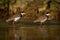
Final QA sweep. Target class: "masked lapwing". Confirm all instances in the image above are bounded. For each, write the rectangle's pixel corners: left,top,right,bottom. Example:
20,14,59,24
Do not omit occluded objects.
6,11,25,22
33,13,51,24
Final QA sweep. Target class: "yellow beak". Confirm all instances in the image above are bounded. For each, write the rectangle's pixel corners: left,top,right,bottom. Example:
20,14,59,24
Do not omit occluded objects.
46,13,51,16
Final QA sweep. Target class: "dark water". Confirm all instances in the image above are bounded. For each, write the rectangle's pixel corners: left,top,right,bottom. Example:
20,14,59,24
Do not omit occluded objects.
0,20,60,40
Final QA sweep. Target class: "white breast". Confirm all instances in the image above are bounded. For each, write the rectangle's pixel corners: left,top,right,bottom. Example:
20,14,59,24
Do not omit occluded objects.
14,17,21,22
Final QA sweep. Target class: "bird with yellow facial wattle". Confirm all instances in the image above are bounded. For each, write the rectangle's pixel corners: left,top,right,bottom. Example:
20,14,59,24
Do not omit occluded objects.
45,12,51,20
33,12,51,25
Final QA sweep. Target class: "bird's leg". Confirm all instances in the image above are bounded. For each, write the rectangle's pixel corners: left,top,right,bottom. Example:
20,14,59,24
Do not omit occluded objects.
12,22,16,40
12,22,20,40
41,25,48,38
40,22,43,26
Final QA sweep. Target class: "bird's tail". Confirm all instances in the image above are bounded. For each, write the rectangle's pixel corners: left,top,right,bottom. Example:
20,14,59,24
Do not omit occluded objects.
6,18,13,22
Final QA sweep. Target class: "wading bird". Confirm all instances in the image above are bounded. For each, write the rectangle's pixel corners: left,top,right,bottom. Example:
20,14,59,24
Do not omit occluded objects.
6,11,25,22
6,11,25,40
33,13,51,24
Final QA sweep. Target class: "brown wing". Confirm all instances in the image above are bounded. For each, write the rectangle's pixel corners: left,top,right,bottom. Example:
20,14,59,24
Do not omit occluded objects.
6,14,20,22
34,15,47,23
